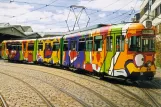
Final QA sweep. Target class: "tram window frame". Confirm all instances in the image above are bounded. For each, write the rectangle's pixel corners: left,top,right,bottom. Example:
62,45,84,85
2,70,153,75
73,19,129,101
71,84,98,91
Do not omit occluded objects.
0,46,1,49
78,37,86,51
63,40,68,51
17,44,22,51
28,43,34,51
86,37,93,51
12,44,17,50
38,43,43,51
116,35,125,52
107,36,113,51
70,40,77,51
6,43,12,50
45,43,52,51
23,43,26,51
52,42,60,51
94,35,103,51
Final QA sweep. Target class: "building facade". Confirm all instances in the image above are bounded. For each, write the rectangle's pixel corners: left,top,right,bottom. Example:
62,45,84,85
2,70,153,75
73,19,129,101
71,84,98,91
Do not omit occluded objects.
140,0,161,39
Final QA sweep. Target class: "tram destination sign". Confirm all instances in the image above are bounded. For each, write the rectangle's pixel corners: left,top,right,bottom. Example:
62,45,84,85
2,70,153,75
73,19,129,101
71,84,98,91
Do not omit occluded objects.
142,30,154,35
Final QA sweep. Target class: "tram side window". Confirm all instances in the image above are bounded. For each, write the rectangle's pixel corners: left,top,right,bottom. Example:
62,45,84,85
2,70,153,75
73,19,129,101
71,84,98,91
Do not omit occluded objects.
12,45,17,50
38,43,43,51
70,41,77,51
107,36,113,51
79,37,86,51
23,43,26,51
142,39,155,52
7,43,12,50
0,45,1,51
63,41,68,51
17,44,22,51
116,35,125,52
53,42,59,51
94,36,102,51
128,36,141,51
45,43,52,50
28,43,34,51
86,37,93,51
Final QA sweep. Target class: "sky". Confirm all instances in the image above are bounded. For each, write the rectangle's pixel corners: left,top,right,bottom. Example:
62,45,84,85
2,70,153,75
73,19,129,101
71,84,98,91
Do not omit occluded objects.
0,0,143,32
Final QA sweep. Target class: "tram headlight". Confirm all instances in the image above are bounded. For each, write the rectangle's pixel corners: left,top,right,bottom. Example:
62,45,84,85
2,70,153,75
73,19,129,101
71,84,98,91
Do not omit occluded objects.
134,54,144,67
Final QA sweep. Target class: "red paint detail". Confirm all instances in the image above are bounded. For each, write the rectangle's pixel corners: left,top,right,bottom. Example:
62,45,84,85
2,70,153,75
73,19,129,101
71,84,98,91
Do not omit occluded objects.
85,63,93,72
44,49,52,58
28,53,33,62
69,51,77,61
92,56,94,60
96,53,101,62
96,64,98,70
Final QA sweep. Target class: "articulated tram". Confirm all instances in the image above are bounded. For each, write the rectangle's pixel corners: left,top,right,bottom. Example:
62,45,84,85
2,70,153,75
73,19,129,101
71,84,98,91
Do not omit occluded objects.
1,23,156,80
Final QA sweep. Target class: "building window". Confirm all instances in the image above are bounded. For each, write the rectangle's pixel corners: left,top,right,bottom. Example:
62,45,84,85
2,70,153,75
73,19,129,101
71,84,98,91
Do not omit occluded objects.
144,2,149,13
155,5,160,17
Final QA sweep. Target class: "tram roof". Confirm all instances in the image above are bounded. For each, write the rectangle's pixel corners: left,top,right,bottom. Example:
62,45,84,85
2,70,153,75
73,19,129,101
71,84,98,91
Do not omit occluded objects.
66,24,107,35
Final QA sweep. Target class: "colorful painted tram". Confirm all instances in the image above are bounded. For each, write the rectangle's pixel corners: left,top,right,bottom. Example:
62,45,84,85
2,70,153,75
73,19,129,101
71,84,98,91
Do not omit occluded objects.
1,23,156,80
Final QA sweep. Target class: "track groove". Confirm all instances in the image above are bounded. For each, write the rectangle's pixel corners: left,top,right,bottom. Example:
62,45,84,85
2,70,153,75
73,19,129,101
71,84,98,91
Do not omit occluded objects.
0,93,8,107
0,72,54,107
0,62,152,107
136,82,161,107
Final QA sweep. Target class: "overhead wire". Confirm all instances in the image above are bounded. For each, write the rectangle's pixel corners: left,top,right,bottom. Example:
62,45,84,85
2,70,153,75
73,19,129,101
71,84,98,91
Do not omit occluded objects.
8,0,59,19
87,0,121,16
39,0,138,31
89,0,134,23
0,0,140,32
9,0,68,8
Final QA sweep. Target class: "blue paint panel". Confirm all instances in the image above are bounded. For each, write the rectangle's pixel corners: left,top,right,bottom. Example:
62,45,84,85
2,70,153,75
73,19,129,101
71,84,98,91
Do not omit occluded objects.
73,51,85,69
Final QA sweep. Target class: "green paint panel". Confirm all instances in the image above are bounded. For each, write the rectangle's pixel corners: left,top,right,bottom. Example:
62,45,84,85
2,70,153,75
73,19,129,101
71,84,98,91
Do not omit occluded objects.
20,51,24,60
101,24,125,73
33,40,38,61
60,38,64,65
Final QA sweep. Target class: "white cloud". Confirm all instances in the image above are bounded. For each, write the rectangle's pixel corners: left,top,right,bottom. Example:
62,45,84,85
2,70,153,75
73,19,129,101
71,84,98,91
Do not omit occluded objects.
98,13,106,17
0,0,142,32
78,0,142,11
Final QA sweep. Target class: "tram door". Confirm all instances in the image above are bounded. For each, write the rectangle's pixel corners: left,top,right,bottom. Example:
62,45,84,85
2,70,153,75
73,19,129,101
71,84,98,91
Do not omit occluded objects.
69,39,78,67
92,35,105,73
23,42,27,61
104,35,114,76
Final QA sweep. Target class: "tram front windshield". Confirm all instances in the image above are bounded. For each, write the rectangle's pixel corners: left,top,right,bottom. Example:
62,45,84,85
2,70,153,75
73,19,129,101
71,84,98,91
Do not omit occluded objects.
128,36,155,52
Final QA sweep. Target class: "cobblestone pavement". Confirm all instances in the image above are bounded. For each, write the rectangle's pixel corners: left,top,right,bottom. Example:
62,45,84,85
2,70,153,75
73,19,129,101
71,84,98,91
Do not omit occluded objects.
0,60,161,107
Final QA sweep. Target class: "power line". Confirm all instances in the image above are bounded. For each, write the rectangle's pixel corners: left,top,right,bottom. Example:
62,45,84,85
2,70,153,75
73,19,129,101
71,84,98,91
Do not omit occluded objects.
89,0,134,23
8,0,59,20
87,0,121,16
27,0,136,30
9,0,68,8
